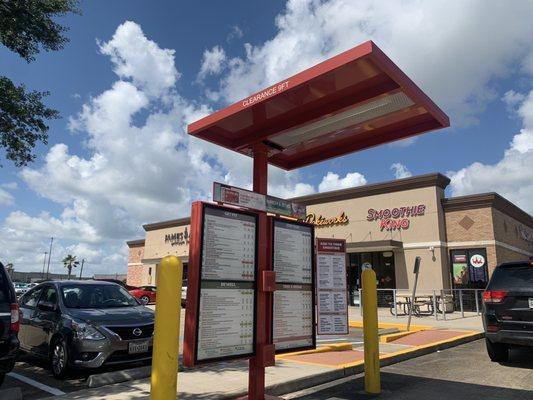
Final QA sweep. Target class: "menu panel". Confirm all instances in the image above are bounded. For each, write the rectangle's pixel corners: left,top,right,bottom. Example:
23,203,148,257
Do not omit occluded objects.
195,204,258,363
197,281,254,361
202,207,256,281
272,219,315,353
316,238,348,335
273,221,312,284
273,284,314,351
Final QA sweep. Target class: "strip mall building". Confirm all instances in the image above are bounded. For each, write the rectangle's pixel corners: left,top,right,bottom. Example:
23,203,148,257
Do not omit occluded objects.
126,173,533,296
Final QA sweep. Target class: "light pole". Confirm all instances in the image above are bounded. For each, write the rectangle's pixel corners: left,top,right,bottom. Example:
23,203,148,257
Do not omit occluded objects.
42,251,48,280
46,237,53,279
79,259,85,279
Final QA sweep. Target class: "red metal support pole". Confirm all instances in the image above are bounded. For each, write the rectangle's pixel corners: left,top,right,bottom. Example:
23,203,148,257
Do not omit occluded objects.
248,144,274,400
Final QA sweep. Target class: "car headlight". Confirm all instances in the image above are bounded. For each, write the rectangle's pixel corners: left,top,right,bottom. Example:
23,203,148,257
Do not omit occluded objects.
72,322,105,340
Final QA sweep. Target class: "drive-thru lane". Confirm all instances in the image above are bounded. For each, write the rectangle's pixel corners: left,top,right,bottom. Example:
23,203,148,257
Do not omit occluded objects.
288,339,533,399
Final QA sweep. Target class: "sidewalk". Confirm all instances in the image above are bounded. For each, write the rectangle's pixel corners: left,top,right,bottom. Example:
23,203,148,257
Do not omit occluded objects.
348,306,484,331
44,309,483,399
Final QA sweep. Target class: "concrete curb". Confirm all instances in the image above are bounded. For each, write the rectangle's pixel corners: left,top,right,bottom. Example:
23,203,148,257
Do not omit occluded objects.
64,331,484,398
229,331,485,399
87,365,151,388
270,331,485,398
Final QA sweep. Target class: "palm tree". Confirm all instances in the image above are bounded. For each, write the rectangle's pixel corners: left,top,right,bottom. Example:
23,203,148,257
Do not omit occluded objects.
62,255,79,280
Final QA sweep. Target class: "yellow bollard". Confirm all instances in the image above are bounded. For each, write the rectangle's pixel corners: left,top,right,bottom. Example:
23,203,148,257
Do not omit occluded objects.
151,256,183,400
362,268,381,394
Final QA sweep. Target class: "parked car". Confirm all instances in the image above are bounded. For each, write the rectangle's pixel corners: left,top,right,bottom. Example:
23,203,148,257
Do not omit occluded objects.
0,262,20,386
482,260,533,362
18,280,154,377
129,282,187,307
14,282,28,297
129,286,156,305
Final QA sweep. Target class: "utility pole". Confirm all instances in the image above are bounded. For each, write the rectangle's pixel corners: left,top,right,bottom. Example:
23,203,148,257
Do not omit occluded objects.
42,252,48,280
79,259,85,279
46,237,53,279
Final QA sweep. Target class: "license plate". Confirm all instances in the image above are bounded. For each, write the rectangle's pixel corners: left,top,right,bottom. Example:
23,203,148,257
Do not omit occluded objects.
128,341,149,354
529,298,533,309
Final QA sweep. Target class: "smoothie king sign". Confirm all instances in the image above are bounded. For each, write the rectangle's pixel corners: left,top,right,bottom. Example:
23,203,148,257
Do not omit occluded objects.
367,204,426,231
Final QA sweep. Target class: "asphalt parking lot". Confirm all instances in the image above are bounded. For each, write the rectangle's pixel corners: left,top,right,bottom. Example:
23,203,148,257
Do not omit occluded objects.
289,339,533,399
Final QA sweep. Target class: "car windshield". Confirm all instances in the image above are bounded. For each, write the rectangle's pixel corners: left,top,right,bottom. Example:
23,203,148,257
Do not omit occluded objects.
489,264,533,290
61,284,139,309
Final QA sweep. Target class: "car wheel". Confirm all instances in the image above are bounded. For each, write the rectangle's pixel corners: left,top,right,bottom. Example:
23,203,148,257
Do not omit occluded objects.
486,338,509,362
0,373,5,386
140,295,150,305
51,338,69,378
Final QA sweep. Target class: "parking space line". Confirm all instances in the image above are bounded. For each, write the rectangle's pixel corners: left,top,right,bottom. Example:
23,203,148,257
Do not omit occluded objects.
7,372,66,396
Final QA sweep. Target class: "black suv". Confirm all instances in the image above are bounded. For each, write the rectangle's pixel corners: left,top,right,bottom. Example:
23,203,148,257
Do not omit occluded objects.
482,261,533,362
0,262,20,385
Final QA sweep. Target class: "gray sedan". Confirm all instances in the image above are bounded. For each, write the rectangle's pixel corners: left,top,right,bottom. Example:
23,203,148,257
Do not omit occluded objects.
18,280,154,377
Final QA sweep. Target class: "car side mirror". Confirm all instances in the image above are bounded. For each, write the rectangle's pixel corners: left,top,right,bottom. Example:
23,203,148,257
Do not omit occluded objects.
38,302,57,312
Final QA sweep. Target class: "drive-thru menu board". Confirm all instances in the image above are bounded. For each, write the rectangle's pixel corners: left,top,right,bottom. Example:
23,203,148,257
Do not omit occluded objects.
316,238,348,335
195,204,258,362
272,219,315,353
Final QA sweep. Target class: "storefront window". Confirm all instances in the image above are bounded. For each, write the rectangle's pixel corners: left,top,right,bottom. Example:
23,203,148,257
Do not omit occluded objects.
450,248,488,289
346,251,396,306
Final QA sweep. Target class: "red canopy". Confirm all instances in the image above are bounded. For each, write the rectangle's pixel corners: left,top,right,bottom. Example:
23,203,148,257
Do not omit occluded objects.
188,41,449,170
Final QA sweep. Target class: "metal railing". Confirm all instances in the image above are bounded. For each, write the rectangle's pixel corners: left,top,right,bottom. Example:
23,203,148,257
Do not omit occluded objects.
354,288,484,320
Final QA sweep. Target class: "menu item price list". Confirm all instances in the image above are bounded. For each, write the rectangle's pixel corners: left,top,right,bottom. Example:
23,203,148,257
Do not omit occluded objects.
202,207,256,281
316,238,348,335
197,281,254,361
273,220,312,284
273,284,314,351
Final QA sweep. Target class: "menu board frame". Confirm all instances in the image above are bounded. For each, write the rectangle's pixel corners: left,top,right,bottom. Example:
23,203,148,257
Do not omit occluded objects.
185,202,259,365
316,238,349,336
270,217,316,355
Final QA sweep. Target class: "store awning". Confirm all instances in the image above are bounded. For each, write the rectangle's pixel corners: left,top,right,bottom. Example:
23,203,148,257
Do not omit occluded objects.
346,240,403,253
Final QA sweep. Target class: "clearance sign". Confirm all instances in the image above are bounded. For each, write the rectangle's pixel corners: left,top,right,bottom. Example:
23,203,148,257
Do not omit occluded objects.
367,204,426,231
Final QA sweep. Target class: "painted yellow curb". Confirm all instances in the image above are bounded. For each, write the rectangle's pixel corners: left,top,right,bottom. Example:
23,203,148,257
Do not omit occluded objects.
336,330,481,369
349,320,431,332
279,330,482,369
379,331,417,343
276,342,353,359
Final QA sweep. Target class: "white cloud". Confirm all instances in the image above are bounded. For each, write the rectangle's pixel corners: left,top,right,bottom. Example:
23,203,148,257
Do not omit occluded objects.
0,182,17,205
209,0,533,126
198,46,227,80
227,25,244,42
98,20,180,97
391,163,412,179
318,172,367,192
0,189,14,206
3,21,316,275
449,90,533,213
1,182,18,190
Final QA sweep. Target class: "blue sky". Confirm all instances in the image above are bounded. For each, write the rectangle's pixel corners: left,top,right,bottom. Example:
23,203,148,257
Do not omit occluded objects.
1,0,532,275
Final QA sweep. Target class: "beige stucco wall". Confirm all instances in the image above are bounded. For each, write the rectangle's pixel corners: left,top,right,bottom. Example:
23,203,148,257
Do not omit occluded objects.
307,185,448,290
143,224,191,263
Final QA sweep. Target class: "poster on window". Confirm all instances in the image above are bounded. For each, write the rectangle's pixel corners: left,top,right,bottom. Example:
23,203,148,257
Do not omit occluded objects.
452,254,469,286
